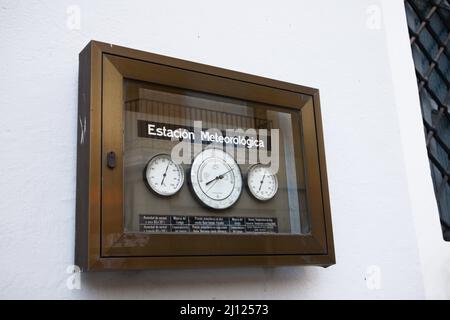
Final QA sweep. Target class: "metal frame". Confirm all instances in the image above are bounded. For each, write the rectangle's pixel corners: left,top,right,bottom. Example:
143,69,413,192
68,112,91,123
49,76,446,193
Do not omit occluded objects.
75,41,335,270
405,0,450,240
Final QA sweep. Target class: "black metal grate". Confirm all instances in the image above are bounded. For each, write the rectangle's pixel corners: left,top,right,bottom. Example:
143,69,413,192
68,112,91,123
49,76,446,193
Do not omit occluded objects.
405,0,450,240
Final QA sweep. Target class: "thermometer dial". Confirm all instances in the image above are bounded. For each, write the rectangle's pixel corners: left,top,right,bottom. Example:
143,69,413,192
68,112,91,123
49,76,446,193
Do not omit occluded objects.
247,164,278,201
144,154,184,196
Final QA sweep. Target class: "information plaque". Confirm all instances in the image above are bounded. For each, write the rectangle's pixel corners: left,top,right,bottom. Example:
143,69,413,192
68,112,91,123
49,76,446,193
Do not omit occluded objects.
139,215,278,234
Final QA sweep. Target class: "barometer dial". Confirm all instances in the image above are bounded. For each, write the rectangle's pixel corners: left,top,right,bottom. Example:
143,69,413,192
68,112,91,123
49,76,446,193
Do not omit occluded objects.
144,154,184,196
247,164,278,201
190,148,242,210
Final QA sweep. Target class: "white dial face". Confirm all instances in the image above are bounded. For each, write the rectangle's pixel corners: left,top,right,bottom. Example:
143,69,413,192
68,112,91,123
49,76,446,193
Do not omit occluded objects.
145,154,184,196
247,164,278,201
190,148,242,210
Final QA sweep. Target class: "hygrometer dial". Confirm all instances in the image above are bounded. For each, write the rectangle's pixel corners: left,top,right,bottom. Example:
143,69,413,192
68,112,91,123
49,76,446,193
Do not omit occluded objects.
190,148,242,210
247,164,278,201
144,154,184,196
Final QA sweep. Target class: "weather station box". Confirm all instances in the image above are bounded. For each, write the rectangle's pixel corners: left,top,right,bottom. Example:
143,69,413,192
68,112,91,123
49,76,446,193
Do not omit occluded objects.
75,41,335,270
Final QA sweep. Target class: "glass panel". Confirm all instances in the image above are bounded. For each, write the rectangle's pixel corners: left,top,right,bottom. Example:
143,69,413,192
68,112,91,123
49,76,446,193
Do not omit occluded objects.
123,79,310,235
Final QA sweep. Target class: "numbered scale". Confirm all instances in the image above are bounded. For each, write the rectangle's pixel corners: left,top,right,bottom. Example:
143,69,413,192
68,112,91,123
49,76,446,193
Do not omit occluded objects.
143,149,279,208
144,154,184,196
246,164,278,201
190,148,243,210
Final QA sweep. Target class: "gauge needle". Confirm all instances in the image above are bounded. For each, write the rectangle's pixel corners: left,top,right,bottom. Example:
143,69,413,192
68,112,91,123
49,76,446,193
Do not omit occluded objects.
161,163,170,185
206,179,219,193
258,174,266,192
205,168,234,186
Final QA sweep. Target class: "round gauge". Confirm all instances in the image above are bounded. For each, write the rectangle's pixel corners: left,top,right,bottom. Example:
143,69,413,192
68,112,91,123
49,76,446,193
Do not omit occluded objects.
190,148,242,210
144,154,184,196
247,164,278,201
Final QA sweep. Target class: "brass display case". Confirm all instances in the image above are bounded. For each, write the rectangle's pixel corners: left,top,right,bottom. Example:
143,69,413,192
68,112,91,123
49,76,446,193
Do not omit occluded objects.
75,41,334,270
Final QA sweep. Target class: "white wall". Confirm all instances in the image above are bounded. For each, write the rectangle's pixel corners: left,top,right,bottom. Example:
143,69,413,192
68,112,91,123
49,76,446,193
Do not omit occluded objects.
0,0,445,299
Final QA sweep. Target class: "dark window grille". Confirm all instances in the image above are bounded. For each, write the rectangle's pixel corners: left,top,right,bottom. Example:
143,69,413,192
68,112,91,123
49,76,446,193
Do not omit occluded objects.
405,0,450,240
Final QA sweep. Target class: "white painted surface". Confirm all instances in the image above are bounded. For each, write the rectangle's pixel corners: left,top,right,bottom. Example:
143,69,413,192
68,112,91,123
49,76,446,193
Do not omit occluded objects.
0,0,444,299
